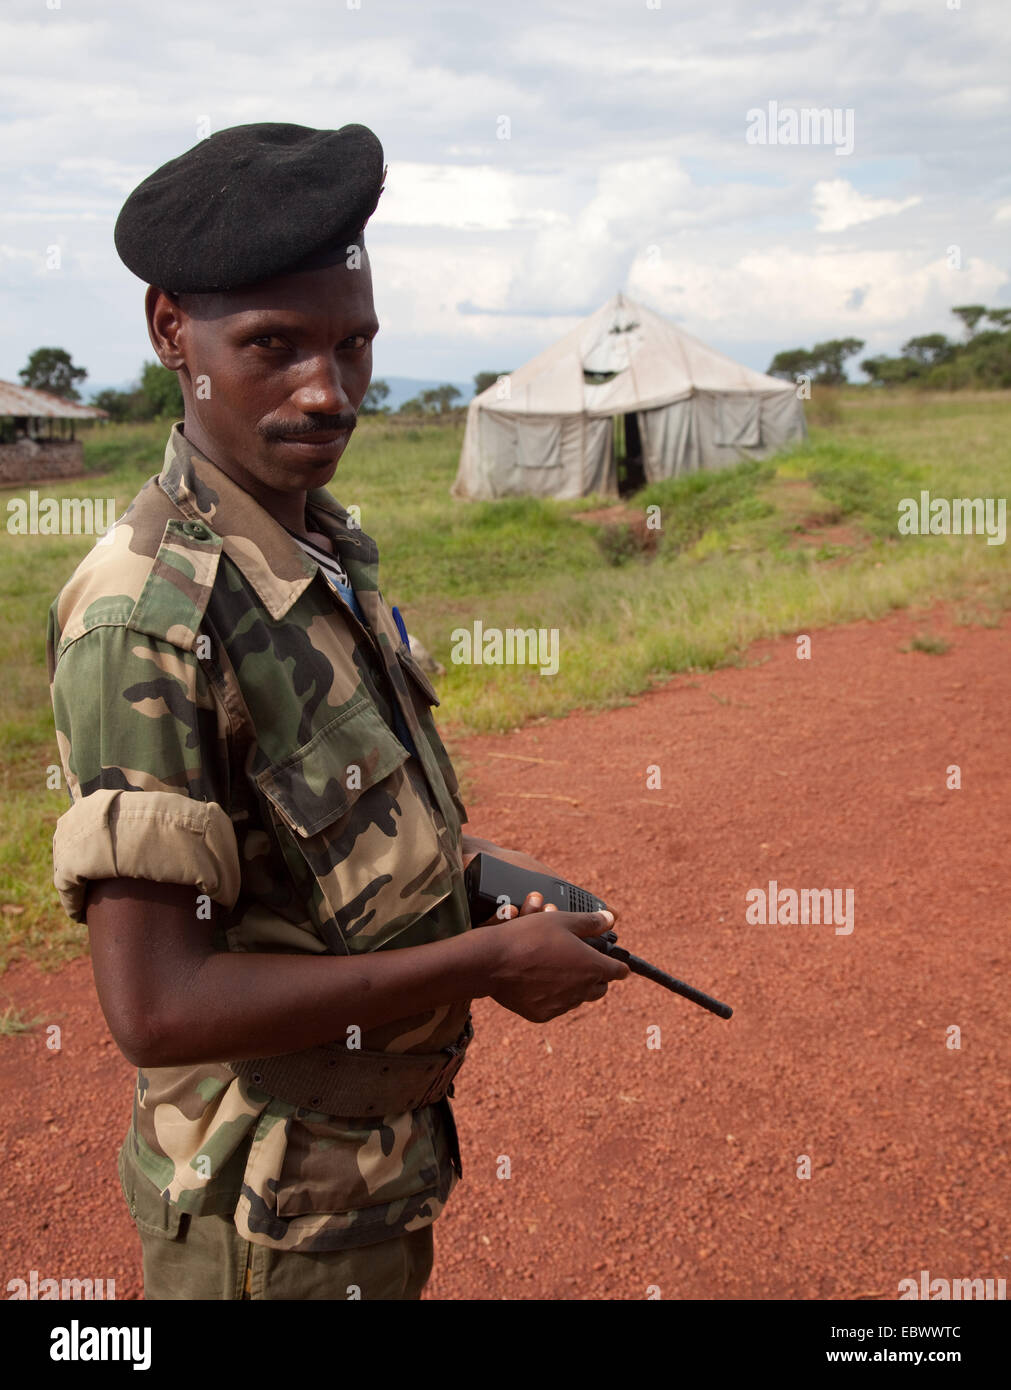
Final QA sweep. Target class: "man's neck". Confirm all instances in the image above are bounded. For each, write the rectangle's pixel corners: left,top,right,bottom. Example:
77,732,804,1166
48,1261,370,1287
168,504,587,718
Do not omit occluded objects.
288,520,336,555
180,421,311,538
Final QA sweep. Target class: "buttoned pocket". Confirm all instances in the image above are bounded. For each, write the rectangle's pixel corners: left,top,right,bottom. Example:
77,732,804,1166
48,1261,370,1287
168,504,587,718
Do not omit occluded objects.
255,697,409,837
254,698,455,952
119,1137,186,1239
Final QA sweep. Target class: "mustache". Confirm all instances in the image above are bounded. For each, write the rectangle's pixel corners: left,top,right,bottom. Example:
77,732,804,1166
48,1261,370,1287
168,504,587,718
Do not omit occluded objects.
261,412,357,440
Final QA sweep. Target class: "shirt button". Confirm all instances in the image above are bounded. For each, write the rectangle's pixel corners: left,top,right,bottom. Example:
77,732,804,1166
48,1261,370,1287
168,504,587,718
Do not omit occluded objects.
182,521,210,540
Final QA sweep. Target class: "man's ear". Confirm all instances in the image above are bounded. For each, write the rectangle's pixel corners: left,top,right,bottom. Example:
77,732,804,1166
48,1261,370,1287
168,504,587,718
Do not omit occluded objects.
145,286,187,370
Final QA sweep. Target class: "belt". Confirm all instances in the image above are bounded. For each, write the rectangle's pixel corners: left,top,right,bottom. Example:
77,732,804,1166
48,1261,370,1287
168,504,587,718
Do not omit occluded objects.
226,1015,473,1118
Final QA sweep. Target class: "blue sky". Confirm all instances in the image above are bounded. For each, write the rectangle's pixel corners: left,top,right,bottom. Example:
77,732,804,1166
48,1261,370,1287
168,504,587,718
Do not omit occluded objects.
1,0,1008,395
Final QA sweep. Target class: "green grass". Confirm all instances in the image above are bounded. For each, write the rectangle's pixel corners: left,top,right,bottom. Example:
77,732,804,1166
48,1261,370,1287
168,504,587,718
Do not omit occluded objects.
2,391,1009,970
903,633,953,655
0,1004,44,1035
637,458,779,551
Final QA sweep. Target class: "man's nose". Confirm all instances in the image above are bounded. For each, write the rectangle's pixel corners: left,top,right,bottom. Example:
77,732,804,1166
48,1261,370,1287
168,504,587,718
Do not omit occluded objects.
289,355,353,417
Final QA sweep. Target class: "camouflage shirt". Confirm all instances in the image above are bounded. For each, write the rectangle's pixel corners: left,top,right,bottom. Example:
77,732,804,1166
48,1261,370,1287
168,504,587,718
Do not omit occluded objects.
47,422,473,1253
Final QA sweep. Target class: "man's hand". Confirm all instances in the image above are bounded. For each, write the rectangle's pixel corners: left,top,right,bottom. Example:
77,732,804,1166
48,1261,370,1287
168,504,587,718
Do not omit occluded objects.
476,888,629,1023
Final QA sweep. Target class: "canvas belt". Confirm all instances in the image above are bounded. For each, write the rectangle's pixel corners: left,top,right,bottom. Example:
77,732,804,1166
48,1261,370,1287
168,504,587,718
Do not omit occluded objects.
226,1015,474,1117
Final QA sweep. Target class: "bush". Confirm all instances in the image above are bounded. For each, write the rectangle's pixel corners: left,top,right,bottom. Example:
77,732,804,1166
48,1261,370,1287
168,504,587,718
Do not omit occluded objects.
638,459,776,553
595,522,643,566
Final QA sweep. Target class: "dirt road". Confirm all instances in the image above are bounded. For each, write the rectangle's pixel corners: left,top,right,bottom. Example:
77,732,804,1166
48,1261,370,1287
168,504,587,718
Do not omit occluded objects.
2,606,1008,1300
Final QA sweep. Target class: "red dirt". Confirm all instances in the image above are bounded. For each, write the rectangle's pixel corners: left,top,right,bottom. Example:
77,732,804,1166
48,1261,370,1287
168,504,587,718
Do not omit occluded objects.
790,521,864,551
570,504,638,525
1,606,1008,1301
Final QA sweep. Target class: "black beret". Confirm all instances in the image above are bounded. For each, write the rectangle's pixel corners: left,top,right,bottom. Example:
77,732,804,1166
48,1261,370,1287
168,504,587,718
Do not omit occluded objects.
114,122,386,292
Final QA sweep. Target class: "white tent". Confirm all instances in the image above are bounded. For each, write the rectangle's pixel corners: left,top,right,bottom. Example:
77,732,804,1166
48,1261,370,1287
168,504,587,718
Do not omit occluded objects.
452,292,807,500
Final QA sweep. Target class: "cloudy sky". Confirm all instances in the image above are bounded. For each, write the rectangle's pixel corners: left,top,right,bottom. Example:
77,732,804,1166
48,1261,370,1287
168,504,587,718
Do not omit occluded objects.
2,0,1009,395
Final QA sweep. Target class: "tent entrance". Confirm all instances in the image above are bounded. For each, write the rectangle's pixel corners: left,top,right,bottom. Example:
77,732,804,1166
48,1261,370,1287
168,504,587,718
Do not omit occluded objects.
614,412,645,496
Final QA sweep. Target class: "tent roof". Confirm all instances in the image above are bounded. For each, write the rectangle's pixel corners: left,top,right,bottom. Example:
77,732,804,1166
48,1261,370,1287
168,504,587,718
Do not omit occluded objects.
472,292,792,417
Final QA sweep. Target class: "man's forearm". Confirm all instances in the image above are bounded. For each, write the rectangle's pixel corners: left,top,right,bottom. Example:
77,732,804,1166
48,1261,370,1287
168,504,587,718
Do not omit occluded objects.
87,878,503,1069
162,839,562,1064
168,929,500,1067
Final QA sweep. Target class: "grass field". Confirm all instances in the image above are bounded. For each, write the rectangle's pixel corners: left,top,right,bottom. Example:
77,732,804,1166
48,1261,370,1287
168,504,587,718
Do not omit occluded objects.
1,389,1009,970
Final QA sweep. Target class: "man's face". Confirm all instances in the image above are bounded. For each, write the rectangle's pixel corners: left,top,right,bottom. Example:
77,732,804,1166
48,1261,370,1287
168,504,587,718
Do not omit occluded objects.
152,254,378,494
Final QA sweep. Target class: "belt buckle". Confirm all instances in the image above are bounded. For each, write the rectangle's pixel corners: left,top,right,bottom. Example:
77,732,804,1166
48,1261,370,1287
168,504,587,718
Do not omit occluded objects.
415,1025,471,1109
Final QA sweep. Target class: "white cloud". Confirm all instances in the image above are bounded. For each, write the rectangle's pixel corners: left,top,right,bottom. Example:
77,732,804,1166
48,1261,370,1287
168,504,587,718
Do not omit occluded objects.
627,245,1007,344
1,0,1009,383
812,180,921,233
380,164,567,232
933,84,1009,115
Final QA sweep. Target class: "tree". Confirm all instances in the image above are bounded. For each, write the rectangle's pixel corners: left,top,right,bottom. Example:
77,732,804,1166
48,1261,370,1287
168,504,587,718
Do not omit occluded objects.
855,305,1011,390
474,370,511,395
90,387,137,423
954,329,1011,388
136,361,184,418
808,338,865,385
397,384,462,417
951,304,987,338
360,379,391,414
861,355,922,386
419,384,462,414
767,348,814,381
860,356,884,384
19,347,88,401
900,333,954,367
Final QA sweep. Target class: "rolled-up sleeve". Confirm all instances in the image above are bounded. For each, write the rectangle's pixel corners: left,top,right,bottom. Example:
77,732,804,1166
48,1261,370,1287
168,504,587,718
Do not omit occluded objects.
50,624,239,922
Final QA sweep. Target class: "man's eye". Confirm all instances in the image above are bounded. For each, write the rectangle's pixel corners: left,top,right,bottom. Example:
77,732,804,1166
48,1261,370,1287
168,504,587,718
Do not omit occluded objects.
250,335,370,349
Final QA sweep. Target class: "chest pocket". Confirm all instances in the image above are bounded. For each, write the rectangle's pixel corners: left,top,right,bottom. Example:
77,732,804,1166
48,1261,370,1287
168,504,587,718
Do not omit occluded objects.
254,696,455,953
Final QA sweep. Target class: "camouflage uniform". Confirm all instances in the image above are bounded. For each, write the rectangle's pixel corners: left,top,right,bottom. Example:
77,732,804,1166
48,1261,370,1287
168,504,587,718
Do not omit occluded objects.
47,423,472,1280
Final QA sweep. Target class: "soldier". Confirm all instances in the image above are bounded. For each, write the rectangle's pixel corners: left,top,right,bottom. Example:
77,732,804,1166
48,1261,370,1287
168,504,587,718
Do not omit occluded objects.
46,122,627,1301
